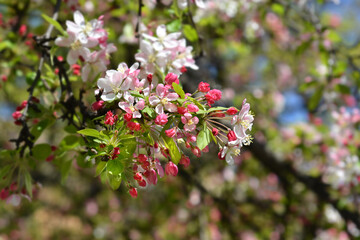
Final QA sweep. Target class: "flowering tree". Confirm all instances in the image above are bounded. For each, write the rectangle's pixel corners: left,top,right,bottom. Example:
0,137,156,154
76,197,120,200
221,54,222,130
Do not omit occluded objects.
1,0,360,239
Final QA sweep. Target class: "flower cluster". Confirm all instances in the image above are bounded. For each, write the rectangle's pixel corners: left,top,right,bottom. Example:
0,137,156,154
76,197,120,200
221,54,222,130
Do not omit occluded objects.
55,11,116,82
135,24,198,77
323,108,360,189
89,34,253,196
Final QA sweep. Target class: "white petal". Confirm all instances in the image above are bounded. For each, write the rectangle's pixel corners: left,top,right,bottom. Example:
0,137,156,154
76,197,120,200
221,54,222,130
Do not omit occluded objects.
74,10,85,25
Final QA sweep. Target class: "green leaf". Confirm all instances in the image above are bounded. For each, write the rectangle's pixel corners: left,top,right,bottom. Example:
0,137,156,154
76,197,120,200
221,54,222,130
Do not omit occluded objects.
0,165,12,180
24,171,33,197
107,172,122,190
187,97,206,110
60,135,81,150
309,86,324,111
271,3,285,16
77,129,101,138
41,14,66,35
163,136,181,164
95,161,107,177
107,159,125,175
32,144,52,161
60,159,72,184
167,19,182,32
129,90,144,99
197,128,211,150
172,83,185,99
334,84,350,94
31,119,55,140
183,24,198,42
142,107,156,119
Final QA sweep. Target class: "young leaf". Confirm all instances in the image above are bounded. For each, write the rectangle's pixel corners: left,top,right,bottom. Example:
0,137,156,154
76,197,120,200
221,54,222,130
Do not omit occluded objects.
172,83,185,99
95,161,107,177
142,107,156,118
107,172,122,190
32,144,52,161
77,129,101,138
197,128,211,150
24,171,33,197
183,24,198,42
163,136,181,164
41,14,66,35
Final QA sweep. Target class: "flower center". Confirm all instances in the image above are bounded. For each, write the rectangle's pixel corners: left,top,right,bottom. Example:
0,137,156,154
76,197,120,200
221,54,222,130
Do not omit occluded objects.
161,98,168,105
188,119,193,125
70,40,82,50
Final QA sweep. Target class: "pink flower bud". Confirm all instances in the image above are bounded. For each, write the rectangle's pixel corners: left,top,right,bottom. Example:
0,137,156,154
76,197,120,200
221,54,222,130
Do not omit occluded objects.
179,155,190,168
212,128,219,136
12,111,22,120
155,114,168,126
177,106,188,115
129,187,138,198
187,104,199,113
145,169,158,185
19,24,27,37
138,154,148,163
138,179,147,187
147,74,153,84
92,100,104,111
46,155,55,162
134,172,143,181
198,82,210,92
165,128,177,138
165,72,179,85
127,121,141,131
218,150,225,160
191,147,202,157
165,161,178,176
181,66,187,73
226,107,238,115
202,146,209,153
124,113,133,122
227,130,237,142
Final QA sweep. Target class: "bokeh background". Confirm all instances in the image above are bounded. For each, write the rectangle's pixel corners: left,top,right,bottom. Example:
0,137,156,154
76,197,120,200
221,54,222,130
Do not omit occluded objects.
1,0,360,239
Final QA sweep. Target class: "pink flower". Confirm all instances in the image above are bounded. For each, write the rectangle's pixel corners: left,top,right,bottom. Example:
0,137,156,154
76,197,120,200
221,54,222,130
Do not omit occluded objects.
165,161,178,176
118,92,145,119
198,82,210,92
149,84,178,114
91,100,104,111
129,187,138,198
19,24,27,37
165,127,177,138
187,104,199,113
164,72,179,85
231,99,254,141
205,89,222,106
179,155,190,168
155,114,168,125
181,113,199,132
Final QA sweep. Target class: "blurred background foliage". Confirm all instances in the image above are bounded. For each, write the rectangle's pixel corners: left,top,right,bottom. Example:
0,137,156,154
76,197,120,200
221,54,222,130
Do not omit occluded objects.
1,0,360,239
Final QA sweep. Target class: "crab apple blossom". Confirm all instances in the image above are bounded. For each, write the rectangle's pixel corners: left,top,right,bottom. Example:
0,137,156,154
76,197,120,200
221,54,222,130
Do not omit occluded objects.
179,155,190,168
181,113,199,132
149,84,178,114
164,72,179,85
91,100,104,111
231,99,254,141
